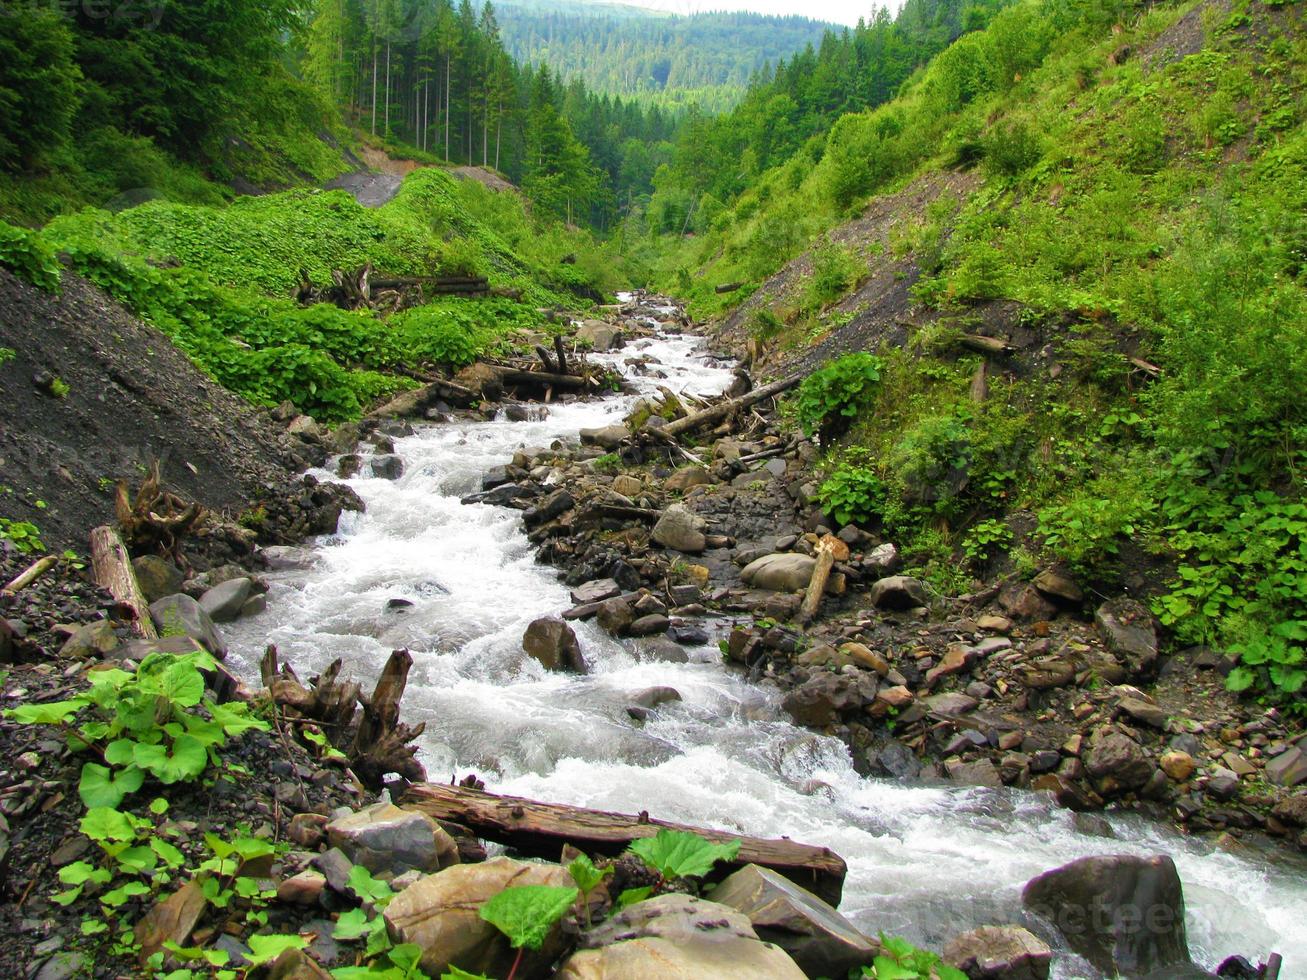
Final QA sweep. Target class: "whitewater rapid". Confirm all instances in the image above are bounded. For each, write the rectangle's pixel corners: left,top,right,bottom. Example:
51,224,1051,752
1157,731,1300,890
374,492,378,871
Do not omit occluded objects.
225,319,1306,977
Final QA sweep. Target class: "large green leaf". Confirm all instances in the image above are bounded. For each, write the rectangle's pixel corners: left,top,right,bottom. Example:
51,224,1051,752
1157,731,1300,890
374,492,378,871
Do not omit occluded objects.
5,699,84,725
79,763,145,808
627,829,740,880
478,884,578,951
243,934,309,966
133,734,207,783
80,805,139,842
566,853,611,894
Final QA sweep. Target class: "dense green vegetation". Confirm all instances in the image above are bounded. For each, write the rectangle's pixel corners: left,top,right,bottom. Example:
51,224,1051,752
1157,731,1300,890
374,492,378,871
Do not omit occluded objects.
635,0,1306,709
496,2,835,112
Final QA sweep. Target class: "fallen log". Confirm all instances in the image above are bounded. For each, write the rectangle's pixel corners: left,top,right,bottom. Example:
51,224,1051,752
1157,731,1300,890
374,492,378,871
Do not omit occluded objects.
401,782,847,906
500,369,589,390
90,526,158,639
2,555,58,595
799,534,850,625
715,281,745,294
535,346,559,375
662,373,803,440
958,334,1015,356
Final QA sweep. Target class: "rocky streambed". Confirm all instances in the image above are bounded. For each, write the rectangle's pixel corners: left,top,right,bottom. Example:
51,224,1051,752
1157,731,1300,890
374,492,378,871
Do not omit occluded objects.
211,295,1305,976
3,294,1304,979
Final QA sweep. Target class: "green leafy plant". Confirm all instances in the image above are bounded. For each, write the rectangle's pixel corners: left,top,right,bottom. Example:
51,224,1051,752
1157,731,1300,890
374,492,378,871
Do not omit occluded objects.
0,517,45,554
819,458,886,527
863,934,968,980
0,219,62,291
962,519,1012,565
49,377,71,398
795,352,884,445
0,346,15,366
627,829,741,881
5,648,268,807
567,853,613,927
478,885,579,980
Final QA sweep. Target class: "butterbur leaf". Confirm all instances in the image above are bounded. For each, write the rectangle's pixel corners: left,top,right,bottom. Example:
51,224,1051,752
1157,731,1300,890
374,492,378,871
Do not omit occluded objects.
117,845,160,874
871,956,919,980
134,735,207,783
332,908,372,941
159,660,205,707
387,944,425,976
104,738,138,766
478,884,579,950
1225,667,1256,693
567,853,611,894
442,968,493,980
616,886,652,909
5,699,83,725
347,864,395,908
59,861,112,886
627,829,740,880
243,934,309,966
101,881,150,907
81,805,139,842
208,699,269,736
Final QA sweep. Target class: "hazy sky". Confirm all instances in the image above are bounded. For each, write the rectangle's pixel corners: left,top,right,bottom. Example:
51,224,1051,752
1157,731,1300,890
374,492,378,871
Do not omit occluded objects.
615,0,884,28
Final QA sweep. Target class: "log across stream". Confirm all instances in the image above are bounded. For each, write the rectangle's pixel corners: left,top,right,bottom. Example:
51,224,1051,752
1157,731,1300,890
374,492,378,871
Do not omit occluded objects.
224,320,1307,976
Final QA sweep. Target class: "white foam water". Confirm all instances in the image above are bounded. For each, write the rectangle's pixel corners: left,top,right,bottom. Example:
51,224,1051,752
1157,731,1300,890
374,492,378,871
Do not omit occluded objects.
225,323,1306,978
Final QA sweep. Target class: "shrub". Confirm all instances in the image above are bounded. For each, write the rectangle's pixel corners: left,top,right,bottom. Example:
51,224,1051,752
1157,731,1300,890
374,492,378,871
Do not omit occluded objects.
804,237,860,313
0,220,61,292
887,413,974,520
983,119,1046,177
795,352,884,444
819,458,887,527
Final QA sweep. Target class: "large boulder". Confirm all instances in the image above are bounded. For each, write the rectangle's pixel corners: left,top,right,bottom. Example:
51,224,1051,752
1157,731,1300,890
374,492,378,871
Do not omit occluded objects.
741,554,815,592
709,865,878,977
1095,597,1158,676
58,620,119,659
944,925,1052,980
868,576,930,611
652,504,707,553
782,673,861,727
665,466,714,492
149,594,227,659
556,894,806,980
132,556,184,604
1022,854,1191,977
199,578,254,624
326,803,458,877
576,320,623,351
522,617,588,673
383,857,573,977
579,425,629,450
1266,746,1307,788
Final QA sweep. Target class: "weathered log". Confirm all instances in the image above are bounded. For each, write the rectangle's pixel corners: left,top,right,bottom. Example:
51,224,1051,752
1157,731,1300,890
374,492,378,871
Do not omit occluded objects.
401,782,847,905
662,373,803,439
535,346,558,375
2,555,58,595
715,281,745,294
90,526,158,639
799,534,850,625
588,504,659,523
958,334,1015,356
553,335,569,375
352,649,426,788
737,446,787,465
1129,356,1162,377
500,369,589,390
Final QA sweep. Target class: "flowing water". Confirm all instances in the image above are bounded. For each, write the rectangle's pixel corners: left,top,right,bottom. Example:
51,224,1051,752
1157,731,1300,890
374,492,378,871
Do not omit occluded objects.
226,309,1306,978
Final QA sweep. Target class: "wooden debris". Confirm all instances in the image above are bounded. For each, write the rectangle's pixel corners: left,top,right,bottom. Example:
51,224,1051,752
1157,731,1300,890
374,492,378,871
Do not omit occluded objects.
352,650,427,788
401,782,848,906
799,534,850,625
714,281,745,294
958,334,1016,356
1,555,58,595
662,373,803,440
90,526,158,639
113,462,204,561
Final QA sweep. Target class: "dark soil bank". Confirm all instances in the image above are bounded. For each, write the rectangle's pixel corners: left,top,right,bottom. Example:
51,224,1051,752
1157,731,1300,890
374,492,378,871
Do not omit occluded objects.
0,268,304,551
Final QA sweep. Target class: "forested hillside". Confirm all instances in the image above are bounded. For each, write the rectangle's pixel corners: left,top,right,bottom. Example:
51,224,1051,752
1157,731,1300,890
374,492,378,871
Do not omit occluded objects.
495,1,837,112
635,0,1307,712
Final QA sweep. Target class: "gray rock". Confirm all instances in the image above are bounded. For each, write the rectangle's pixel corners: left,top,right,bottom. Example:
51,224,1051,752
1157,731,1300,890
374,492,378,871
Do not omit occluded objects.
1118,697,1168,730
1022,854,1192,977
558,894,806,979
385,857,574,977
522,617,587,673
1084,727,1154,793
629,687,682,710
944,925,1052,980
240,594,267,618
34,952,87,980
58,620,119,659
926,692,980,716
132,555,185,603
199,578,254,624
665,466,714,492
868,575,930,611
863,542,899,572
782,673,860,727
596,596,635,636
946,758,1003,788
523,489,575,529
326,802,458,877
1266,746,1307,787
149,594,227,659
1096,597,1159,676
372,454,405,480
865,739,922,780
740,554,815,592
571,579,620,605
710,864,877,977
1032,567,1084,603
627,614,670,637
576,320,623,351
580,424,630,450
311,848,355,894
287,415,323,443
652,504,707,553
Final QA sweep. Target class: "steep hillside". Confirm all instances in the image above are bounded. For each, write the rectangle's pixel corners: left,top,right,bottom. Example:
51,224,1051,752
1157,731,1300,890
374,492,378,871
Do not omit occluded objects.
652,0,1306,712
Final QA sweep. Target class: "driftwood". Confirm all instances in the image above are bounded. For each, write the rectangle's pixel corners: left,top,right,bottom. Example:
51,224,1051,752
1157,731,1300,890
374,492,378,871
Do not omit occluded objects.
263,646,426,790
2,555,58,595
500,369,590,390
662,374,803,440
958,334,1016,356
298,267,489,311
714,281,745,294
402,782,847,905
90,526,159,639
553,335,569,375
352,650,427,787
799,534,850,625
1129,356,1162,377
114,462,204,561
534,346,558,375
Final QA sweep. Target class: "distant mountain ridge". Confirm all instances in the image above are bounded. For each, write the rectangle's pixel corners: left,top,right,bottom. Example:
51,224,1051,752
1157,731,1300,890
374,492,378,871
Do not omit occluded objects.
495,0,840,110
